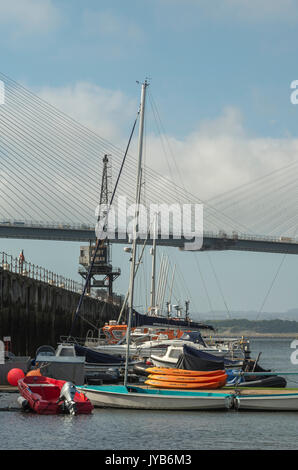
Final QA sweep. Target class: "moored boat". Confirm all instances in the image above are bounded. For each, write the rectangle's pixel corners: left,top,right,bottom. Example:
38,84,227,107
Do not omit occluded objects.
17,375,93,415
145,366,225,377
144,366,227,389
144,378,227,389
78,384,233,410
146,372,227,383
234,389,298,411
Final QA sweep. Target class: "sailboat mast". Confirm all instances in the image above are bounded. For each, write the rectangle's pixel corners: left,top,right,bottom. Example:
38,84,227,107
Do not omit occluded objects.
124,79,149,386
149,213,157,314
169,264,176,305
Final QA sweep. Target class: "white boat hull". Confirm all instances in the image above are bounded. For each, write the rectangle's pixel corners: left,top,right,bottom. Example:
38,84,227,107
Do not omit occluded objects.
150,356,177,368
235,392,298,411
79,385,232,410
93,345,167,358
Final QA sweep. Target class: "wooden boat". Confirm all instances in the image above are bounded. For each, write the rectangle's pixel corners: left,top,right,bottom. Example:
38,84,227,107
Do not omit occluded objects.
78,384,233,410
234,389,298,411
17,375,93,415
144,378,227,389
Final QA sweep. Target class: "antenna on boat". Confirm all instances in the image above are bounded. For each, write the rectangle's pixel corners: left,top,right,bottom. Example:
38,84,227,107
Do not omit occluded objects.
124,79,149,387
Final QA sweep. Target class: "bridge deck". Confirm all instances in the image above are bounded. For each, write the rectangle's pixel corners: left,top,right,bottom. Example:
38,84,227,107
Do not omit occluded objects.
1,224,298,255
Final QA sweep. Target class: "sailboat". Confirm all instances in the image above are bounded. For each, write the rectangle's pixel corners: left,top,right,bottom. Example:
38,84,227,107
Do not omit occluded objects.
78,80,232,410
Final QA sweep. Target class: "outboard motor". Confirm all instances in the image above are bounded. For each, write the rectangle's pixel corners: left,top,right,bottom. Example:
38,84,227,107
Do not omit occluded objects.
17,396,30,412
58,382,77,415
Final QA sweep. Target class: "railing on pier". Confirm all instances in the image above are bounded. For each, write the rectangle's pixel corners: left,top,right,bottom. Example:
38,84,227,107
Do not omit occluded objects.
0,251,125,307
0,251,84,294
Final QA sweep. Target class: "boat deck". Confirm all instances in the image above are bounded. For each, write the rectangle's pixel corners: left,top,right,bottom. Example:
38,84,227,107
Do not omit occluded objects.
0,385,18,393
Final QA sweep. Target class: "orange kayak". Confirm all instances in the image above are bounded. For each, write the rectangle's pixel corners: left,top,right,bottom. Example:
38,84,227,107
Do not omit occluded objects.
145,378,227,390
145,367,225,377
147,373,227,383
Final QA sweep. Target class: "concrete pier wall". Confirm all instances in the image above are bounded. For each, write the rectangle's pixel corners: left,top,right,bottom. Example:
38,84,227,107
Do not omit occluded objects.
0,268,121,356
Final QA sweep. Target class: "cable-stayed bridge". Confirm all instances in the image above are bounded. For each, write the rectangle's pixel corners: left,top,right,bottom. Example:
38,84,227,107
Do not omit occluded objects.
1,72,298,255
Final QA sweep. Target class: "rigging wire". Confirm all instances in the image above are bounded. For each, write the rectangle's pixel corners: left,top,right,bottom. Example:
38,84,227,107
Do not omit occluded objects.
207,254,232,319
193,254,214,315
255,254,287,321
4,69,298,238
0,71,253,233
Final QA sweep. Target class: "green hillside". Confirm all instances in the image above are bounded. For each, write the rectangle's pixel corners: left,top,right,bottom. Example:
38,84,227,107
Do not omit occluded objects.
207,319,298,334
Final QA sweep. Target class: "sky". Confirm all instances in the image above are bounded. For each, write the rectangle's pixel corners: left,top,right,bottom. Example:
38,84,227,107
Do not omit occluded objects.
1,0,298,318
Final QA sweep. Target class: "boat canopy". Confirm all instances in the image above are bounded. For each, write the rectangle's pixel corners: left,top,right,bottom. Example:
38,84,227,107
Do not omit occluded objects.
176,345,240,371
74,344,126,364
179,331,207,346
132,311,214,331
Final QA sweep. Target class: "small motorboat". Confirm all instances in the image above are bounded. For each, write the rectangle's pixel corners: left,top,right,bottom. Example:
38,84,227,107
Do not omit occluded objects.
17,375,93,415
234,389,298,411
226,360,287,388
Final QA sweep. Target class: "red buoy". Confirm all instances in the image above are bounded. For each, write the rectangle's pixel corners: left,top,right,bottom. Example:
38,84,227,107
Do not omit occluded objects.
7,368,25,386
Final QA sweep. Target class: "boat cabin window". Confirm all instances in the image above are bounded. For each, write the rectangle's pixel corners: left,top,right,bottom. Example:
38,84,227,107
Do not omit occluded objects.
169,349,182,359
59,347,75,357
113,330,126,339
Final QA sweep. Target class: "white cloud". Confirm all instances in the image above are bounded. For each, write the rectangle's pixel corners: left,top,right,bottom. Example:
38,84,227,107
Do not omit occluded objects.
37,82,137,142
36,82,298,197
30,82,298,236
143,107,296,199
0,0,60,35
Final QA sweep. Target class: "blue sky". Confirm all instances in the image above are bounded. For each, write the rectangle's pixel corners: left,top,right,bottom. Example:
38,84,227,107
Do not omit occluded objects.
1,0,298,317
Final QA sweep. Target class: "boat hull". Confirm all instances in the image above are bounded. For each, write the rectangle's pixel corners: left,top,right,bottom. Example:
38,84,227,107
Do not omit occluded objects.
79,385,232,410
235,392,298,411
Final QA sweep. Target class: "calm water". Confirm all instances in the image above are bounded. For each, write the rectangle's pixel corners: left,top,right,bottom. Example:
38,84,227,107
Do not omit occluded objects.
2,338,298,451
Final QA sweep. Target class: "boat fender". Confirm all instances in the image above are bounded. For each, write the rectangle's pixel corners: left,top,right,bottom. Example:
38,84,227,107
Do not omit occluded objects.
58,382,77,415
224,395,234,410
107,367,120,378
233,396,240,410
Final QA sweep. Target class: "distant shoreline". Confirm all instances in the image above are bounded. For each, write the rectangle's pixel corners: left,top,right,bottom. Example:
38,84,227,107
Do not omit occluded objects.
202,319,298,338
210,331,298,339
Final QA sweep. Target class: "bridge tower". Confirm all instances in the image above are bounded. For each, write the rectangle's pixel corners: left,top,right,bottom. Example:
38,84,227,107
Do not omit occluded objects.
78,155,121,300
